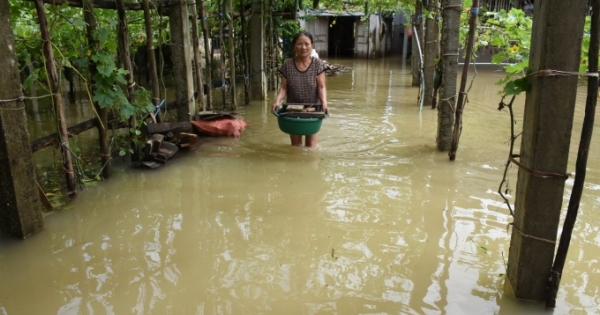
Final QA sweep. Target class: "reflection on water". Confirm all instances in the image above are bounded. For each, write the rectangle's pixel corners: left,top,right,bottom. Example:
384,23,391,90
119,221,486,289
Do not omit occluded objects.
1,57,600,314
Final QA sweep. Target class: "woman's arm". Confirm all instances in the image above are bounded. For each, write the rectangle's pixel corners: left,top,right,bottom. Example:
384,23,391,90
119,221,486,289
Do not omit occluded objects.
316,71,328,114
272,76,288,112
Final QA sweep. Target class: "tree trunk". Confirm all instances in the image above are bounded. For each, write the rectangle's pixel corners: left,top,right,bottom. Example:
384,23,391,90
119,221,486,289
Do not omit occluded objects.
437,0,460,151
411,0,423,86
116,0,139,161
240,0,250,104
424,0,440,106
83,0,111,179
0,0,44,237
141,0,161,122
218,0,227,109
34,0,77,196
190,0,206,114
227,0,237,109
199,0,213,110
448,0,479,160
250,0,266,100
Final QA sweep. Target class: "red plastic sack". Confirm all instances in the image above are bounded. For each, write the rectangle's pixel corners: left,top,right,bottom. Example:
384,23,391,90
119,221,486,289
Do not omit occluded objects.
192,118,247,137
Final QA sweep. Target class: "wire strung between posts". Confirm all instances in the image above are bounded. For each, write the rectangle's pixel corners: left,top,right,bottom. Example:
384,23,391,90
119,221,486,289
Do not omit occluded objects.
0,93,58,109
509,155,571,180
508,223,556,244
0,96,25,103
529,69,600,77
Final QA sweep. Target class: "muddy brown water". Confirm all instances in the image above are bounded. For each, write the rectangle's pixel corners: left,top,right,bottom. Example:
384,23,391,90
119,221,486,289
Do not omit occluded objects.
1,57,599,314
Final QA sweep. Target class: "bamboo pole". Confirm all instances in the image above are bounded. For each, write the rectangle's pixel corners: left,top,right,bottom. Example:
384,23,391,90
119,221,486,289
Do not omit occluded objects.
240,0,250,104
271,3,278,91
33,0,77,197
546,0,600,307
218,0,227,109
83,0,111,178
190,0,206,115
269,0,276,90
116,0,138,161
227,0,237,109
199,0,213,110
142,0,161,122
448,0,479,161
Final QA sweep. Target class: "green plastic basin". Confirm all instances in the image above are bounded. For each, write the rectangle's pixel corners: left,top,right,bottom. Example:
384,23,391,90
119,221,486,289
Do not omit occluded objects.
273,109,324,135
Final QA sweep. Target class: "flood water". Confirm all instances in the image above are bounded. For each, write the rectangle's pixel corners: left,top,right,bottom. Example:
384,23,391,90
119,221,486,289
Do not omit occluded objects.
1,56,600,314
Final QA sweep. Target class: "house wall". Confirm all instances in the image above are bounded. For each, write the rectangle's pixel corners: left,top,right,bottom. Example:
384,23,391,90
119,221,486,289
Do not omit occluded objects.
302,13,392,59
302,17,329,58
355,15,382,58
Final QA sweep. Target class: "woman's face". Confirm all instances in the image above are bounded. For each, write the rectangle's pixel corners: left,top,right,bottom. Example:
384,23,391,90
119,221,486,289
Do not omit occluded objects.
294,35,313,57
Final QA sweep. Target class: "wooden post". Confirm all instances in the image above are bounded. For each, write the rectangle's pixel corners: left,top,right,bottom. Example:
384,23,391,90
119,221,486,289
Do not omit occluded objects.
34,0,77,196
240,0,250,104
190,0,206,114
116,0,139,161
437,0,460,151
424,0,440,106
250,0,266,100
506,0,587,301
199,0,213,110
169,0,196,121
142,0,161,121
0,0,44,237
227,0,237,109
83,0,111,179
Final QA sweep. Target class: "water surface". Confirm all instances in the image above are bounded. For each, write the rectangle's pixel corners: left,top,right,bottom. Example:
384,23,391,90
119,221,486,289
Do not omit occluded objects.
1,57,599,314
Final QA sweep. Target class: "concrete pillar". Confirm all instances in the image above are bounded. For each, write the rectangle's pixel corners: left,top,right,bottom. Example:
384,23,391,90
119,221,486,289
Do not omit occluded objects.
250,0,266,100
0,0,44,237
169,0,195,121
506,0,588,300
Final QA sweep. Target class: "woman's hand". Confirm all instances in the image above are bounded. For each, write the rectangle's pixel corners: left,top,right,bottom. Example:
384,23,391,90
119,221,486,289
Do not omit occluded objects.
272,103,281,112
322,104,329,115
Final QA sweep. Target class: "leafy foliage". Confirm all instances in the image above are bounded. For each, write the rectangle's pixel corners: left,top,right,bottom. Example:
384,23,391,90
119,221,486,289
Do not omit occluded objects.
475,8,533,95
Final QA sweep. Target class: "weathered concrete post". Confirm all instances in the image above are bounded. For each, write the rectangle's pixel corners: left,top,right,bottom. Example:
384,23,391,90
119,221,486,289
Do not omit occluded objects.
506,0,587,300
250,0,266,100
169,0,196,121
0,0,44,237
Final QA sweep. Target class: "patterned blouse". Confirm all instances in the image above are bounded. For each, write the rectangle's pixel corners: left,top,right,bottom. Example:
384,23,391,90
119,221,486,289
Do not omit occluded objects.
278,57,325,104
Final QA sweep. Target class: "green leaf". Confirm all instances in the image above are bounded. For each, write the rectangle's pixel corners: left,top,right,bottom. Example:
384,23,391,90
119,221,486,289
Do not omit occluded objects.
93,90,114,108
503,77,530,95
120,103,136,119
119,149,126,156
504,61,527,74
23,70,39,89
72,19,87,28
97,64,116,77
492,52,507,64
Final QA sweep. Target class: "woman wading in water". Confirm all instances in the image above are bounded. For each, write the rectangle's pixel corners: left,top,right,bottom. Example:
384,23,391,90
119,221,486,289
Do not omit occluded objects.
272,31,329,147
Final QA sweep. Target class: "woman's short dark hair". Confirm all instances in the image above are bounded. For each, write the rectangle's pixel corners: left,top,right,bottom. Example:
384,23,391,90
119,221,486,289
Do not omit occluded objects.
292,31,314,46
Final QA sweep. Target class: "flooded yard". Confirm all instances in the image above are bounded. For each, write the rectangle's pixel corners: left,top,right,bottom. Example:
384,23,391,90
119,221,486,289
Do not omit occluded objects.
1,57,599,314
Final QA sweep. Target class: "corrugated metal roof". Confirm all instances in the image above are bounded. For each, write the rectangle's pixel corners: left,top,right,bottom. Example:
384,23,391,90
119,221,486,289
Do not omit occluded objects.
304,9,364,17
